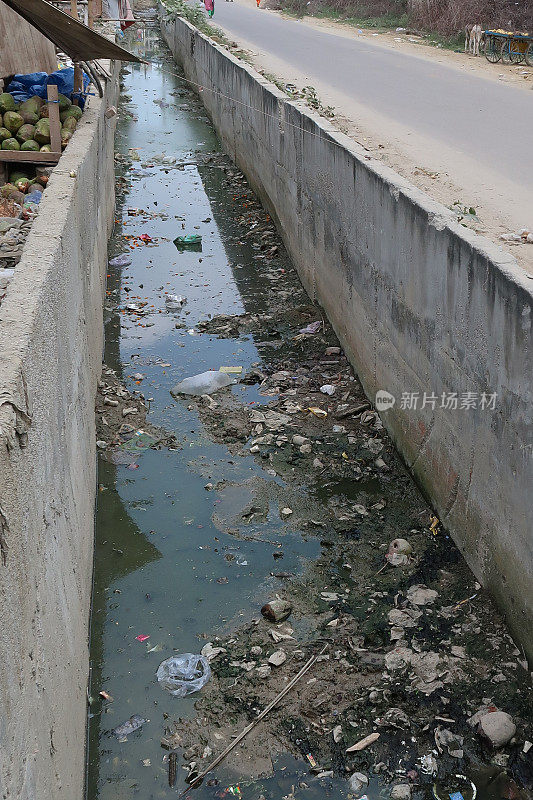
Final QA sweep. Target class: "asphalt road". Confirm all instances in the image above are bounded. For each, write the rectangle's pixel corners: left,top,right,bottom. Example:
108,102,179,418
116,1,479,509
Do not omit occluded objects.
213,2,533,206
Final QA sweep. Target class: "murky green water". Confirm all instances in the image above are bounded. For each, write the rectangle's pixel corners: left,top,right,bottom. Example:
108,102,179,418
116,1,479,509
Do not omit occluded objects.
87,22,338,800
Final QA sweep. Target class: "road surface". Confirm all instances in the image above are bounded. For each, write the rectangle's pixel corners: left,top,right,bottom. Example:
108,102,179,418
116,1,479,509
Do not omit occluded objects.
212,0,533,270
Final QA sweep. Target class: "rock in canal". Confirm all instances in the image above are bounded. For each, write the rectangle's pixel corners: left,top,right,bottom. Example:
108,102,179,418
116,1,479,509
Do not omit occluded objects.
478,711,516,747
391,784,411,800
268,649,286,667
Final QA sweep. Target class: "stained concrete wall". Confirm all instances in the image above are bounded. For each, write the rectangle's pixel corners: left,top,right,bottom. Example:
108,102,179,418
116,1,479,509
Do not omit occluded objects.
0,62,119,799
161,14,533,661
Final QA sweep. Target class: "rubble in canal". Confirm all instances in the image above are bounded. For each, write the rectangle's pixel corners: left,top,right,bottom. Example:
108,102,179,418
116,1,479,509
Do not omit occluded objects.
162,159,532,800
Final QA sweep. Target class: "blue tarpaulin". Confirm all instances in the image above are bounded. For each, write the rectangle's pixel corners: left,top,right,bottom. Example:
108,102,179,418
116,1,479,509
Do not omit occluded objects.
7,68,90,107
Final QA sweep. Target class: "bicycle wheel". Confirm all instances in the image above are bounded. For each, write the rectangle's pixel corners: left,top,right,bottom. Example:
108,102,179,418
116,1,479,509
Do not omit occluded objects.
485,36,501,63
525,42,533,67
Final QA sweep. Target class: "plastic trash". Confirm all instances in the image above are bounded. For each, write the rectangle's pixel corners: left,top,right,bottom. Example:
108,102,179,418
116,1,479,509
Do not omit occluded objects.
165,293,186,310
112,714,146,738
320,384,335,395
24,190,42,205
156,654,211,697
171,370,235,397
173,234,202,250
109,254,132,267
299,321,321,334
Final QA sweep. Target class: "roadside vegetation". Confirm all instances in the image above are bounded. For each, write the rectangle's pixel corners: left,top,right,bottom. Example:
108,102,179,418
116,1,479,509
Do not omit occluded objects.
265,0,533,42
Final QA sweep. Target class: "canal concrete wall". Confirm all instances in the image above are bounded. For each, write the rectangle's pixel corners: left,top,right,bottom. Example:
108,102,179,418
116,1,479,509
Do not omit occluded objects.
0,63,119,799
161,14,533,661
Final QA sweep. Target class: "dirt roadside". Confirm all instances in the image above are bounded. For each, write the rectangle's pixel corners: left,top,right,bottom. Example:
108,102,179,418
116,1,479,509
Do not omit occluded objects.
210,0,533,276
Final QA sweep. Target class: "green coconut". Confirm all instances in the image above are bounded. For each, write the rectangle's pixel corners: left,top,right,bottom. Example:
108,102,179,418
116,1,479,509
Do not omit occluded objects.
60,129,73,148
0,93,16,114
39,144,52,152
57,93,72,112
34,118,50,144
20,110,39,125
1,138,20,150
3,111,24,133
62,116,78,133
16,123,36,143
13,176,31,192
21,140,40,151
0,127,11,142
61,105,82,122
19,95,43,116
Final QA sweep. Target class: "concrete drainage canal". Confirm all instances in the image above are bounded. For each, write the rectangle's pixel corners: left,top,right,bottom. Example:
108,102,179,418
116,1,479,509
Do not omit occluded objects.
87,17,532,800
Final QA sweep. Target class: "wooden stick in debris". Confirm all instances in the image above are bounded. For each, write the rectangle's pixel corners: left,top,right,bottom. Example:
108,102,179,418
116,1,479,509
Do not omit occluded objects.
179,643,328,797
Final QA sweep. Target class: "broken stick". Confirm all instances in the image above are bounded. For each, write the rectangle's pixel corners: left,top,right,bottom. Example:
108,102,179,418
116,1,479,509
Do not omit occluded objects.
179,643,328,796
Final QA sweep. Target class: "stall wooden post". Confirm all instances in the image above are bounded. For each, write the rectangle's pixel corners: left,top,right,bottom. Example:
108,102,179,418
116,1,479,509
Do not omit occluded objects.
70,0,78,17
72,62,83,106
47,85,62,155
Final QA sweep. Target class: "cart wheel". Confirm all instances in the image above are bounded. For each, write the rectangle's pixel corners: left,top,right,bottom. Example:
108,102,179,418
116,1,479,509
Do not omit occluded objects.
526,42,533,67
485,37,501,63
501,39,523,64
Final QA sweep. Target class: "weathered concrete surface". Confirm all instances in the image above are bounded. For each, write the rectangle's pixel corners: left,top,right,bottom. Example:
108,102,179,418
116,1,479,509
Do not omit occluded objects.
161,14,533,661
0,62,119,800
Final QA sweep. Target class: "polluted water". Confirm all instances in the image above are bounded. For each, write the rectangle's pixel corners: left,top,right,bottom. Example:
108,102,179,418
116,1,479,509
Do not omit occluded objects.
87,14,532,800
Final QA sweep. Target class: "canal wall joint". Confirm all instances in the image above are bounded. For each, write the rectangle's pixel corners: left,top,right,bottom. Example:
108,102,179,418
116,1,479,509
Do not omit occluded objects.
0,61,119,799
161,13,533,662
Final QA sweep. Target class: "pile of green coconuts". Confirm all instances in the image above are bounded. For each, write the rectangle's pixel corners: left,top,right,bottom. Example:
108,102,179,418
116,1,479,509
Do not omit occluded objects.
0,91,82,153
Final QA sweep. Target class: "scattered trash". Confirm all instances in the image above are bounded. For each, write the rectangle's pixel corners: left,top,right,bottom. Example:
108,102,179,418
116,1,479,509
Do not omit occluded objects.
345,732,380,752
419,754,438,775
500,228,533,243
390,784,411,800
261,598,292,622
99,690,113,701
298,320,321,334
280,507,293,517
432,775,477,800
201,642,227,662
112,714,146,739
385,537,413,566
156,654,211,697
173,234,202,249
308,406,327,418
165,294,187,310
320,384,336,395
168,751,177,787
109,254,132,267
170,370,236,397
219,366,243,374
135,634,150,642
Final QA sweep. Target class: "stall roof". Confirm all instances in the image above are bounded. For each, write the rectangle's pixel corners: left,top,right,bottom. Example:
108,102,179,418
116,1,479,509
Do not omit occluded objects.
0,0,144,63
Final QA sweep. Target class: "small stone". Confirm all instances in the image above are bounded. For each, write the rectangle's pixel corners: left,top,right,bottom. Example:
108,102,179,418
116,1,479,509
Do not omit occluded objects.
406,585,438,606
300,443,312,454
96,440,107,449
250,645,262,656
391,784,411,800
347,772,368,794
280,507,293,517
313,458,324,469
333,724,343,742
268,649,286,667
325,346,341,355
478,711,516,747
292,434,308,447
320,384,335,395
204,482,213,490
103,397,119,406
255,664,271,678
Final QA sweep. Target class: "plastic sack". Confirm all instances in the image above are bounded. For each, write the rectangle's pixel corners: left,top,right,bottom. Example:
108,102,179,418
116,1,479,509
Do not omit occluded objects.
170,370,235,397
156,654,211,697
109,254,132,267
7,68,90,107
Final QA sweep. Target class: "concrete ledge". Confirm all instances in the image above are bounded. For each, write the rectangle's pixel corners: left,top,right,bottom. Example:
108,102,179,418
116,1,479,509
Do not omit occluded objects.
161,13,533,661
0,61,119,799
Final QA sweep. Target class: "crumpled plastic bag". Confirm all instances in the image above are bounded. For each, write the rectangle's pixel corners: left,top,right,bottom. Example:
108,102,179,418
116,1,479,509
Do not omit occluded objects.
170,370,235,397
156,654,211,697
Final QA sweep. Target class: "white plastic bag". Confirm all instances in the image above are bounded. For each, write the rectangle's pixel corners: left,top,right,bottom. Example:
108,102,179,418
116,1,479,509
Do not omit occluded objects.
156,654,211,697
171,370,235,397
